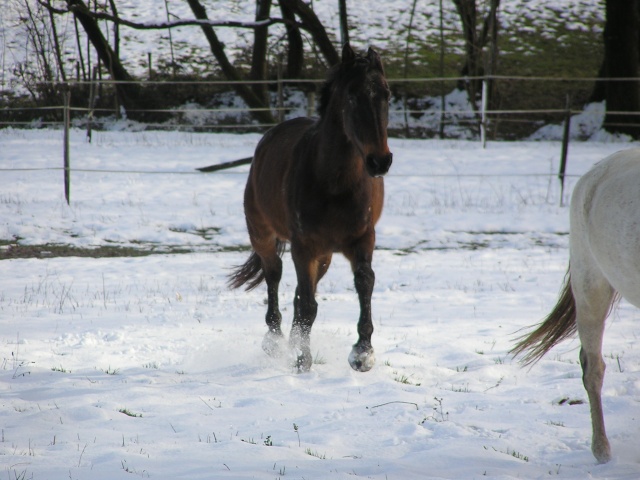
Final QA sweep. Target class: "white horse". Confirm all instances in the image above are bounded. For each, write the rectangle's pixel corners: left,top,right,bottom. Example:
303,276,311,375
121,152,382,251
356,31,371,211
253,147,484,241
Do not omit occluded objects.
511,148,640,464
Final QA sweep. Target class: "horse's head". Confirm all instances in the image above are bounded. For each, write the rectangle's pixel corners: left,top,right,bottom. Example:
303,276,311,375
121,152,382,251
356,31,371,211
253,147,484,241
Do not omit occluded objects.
319,44,393,178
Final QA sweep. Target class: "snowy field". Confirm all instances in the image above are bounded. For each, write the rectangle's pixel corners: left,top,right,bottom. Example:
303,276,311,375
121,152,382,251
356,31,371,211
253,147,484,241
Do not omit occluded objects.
1,128,640,479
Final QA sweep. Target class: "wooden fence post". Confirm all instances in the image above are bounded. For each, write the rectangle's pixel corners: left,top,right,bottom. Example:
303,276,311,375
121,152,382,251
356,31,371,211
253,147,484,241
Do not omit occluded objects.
481,79,488,148
277,60,284,123
86,65,98,143
558,94,571,207
63,87,71,205
307,90,315,118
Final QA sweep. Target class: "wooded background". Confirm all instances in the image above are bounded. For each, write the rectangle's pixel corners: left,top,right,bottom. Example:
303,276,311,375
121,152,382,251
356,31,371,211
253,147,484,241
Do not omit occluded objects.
1,0,639,139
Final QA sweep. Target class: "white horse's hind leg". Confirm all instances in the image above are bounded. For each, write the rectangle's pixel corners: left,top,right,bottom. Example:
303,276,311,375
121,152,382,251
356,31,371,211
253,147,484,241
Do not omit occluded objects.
571,264,615,463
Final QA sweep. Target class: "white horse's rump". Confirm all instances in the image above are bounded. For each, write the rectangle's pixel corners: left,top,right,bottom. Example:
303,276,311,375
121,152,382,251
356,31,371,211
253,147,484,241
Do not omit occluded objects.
512,148,640,464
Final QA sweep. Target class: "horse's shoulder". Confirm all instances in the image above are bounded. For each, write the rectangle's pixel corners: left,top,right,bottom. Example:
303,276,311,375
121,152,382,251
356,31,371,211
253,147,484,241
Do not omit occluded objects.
256,117,315,150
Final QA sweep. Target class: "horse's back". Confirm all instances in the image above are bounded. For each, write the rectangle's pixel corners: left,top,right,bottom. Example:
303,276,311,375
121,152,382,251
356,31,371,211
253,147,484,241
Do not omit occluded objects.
245,117,315,240
571,148,640,306
252,117,315,176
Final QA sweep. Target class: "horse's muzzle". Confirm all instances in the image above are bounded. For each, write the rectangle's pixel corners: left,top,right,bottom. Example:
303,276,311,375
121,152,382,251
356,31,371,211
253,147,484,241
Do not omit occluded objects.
365,152,393,177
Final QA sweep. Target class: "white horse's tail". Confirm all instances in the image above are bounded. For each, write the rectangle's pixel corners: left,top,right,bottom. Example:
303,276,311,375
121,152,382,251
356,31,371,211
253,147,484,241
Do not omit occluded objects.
510,267,577,365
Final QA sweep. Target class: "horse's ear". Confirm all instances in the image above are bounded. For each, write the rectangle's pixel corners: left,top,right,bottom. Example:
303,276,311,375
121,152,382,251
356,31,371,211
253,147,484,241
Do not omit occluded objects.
367,47,384,73
342,43,355,64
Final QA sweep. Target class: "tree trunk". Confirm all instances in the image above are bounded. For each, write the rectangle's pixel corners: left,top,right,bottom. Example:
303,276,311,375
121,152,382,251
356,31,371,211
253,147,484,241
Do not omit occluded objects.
45,0,67,83
338,0,349,46
279,1,304,78
185,0,275,125
281,0,340,66
250,0,272,105
453,0,481,110
483,0,500,111
66,0,139,111
107,0,119,59
602,0,640,138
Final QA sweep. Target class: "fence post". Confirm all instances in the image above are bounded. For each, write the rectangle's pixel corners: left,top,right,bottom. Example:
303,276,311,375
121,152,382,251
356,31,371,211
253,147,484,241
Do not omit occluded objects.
277,60,284,123
86,66,98,143
63,87,71,205
307,90,316,118
480,79,488,148
558,94,571,207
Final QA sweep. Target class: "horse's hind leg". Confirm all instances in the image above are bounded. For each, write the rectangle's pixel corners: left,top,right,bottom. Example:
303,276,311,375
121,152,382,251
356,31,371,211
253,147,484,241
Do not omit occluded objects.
260,249,286,355
571,263,615,463
245,210,286,356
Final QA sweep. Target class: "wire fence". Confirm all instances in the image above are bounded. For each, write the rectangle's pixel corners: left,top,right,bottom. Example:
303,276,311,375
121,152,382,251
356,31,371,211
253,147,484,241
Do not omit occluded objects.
3,75,640,135
2,75,640,205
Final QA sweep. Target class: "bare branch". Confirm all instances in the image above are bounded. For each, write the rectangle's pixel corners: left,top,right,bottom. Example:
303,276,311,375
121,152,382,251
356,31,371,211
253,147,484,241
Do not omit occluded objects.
38,0,292,31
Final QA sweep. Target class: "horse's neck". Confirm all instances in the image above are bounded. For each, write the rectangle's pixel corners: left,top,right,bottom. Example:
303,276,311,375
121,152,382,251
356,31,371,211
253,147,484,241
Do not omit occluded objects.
312,119,364,186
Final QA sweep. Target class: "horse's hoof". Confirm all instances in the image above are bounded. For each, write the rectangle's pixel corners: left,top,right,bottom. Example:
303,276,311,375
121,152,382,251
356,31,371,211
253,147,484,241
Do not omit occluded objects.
349,345,375,372
262,330,286,358
592,439,612,464
291,347,312,373
295,354,312,373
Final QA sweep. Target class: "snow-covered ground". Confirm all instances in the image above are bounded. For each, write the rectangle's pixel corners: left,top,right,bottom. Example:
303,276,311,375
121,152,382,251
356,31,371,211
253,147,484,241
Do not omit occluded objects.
1,128,639,479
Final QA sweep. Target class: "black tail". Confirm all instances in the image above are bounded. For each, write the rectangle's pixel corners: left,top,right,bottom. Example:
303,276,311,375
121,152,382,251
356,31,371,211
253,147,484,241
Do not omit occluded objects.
228,240,285,291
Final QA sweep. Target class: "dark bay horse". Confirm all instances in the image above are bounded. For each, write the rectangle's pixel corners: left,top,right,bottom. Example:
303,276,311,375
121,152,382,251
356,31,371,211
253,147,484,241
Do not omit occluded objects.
229,44,392,372
512,148,640,463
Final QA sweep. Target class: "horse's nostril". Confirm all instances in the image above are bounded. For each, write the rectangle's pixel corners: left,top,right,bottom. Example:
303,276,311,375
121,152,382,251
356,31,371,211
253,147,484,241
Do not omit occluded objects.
385,153,393,170
366,153,392,177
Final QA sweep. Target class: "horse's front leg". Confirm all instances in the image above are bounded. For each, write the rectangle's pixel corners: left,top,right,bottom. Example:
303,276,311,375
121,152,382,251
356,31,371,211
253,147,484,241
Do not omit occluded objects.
290,245,319,372
346,245,376,372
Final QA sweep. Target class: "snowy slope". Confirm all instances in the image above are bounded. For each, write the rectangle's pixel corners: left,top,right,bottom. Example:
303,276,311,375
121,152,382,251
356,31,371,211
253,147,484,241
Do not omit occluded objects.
1,0,604,87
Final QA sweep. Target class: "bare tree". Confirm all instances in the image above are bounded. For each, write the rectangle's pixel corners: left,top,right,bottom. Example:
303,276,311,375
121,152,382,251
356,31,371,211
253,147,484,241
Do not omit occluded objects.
338,0,349,46
249,0,272,107
452,0,501,110
10,0,67,103
279,0,303,78
185,0,275,124
600,0,640,138
40,0,341,123
280,0,339,66
51,0,139,110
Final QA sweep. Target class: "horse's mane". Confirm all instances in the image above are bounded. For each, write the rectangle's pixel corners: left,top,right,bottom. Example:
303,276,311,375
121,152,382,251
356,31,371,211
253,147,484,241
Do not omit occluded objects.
317,55,373,119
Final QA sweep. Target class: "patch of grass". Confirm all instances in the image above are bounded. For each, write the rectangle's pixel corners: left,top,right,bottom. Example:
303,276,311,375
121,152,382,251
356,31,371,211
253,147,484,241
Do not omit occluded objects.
118,408,142,418
421,397,449,423
451,383,471,393
485,445,530,462
0,243,189,260
556,397,585,406
509,448,530,462
312,351,326,365
546,420,565,427
393,372,421,386
51,365,69,373
305,448,326,459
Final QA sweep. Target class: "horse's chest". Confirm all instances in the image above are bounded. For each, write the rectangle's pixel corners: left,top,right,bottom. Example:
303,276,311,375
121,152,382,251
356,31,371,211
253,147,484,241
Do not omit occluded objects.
294,191,372,242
